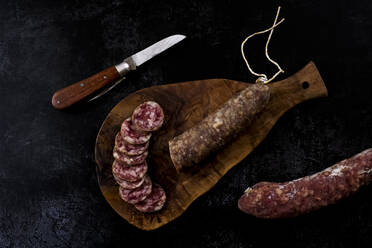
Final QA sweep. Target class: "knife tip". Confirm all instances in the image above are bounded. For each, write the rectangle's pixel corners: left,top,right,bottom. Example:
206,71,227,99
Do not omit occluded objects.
174,34,187,40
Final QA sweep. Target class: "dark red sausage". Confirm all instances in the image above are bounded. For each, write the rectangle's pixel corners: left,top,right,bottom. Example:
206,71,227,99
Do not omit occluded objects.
238,148,372,218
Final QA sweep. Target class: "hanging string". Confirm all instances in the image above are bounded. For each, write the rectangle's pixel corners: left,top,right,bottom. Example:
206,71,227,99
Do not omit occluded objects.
241,6,285,84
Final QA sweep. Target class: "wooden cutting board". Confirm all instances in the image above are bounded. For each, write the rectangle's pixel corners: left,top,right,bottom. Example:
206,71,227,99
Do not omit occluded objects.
95,61,328,230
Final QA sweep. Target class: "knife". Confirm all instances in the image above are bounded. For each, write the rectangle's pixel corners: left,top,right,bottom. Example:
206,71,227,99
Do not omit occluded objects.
51,34,186,110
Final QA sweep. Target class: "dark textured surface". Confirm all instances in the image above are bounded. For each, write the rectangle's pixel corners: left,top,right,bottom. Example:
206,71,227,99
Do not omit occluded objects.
0,0,371,247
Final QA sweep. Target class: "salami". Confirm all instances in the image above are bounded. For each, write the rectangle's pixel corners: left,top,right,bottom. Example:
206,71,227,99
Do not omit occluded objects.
169,84,270,171
113,149,148,166
238,148,372,218
134,184,166,213
114,174,145,190
112,160,148,182
115,132,149,156
132,101,164,132
119,175,152,204
121,118,151,145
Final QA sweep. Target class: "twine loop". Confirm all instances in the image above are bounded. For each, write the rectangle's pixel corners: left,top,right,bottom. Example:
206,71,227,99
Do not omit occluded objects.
241,6,285,84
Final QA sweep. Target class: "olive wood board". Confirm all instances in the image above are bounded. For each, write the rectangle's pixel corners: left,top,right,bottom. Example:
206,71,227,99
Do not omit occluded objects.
95,61,328,230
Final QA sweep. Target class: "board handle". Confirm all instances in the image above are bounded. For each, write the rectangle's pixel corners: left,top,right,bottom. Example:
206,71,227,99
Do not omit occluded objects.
51,66,121,110
269,61,328,105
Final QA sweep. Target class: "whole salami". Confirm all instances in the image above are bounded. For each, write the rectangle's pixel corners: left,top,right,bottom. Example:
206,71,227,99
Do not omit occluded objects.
169,84,270,171
238,148,372,218
132,101,164,132
119,175,152,204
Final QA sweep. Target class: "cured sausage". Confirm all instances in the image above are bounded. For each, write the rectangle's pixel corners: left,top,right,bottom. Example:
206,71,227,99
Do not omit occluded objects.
114,174,145,190
132,101,164,132
121,118,151,145
113,149,148,166
169,84,270,171
115,132,149,156
238,148,372,218
134,184,166,213
119,175,152,204
112,160,148,182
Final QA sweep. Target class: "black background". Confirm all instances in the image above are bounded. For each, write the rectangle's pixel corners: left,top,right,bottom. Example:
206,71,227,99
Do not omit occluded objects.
0,0,371,247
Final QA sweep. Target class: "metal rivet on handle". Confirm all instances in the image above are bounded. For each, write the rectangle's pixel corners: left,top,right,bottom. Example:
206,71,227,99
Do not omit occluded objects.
80,83,85,87
56,100,60,104
103,75,107,79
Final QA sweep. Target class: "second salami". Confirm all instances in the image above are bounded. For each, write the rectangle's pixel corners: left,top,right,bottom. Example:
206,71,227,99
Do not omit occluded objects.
238,148,372,218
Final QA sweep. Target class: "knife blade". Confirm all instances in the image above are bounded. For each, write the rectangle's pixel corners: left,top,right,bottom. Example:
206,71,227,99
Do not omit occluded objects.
52,34,186,110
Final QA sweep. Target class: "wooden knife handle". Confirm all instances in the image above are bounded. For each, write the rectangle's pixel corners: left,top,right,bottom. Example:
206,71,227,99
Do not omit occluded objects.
52,66,121,110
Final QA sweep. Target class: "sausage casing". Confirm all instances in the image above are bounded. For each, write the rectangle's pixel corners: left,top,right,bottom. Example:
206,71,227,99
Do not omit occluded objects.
238,148,372,218
169,83,270,171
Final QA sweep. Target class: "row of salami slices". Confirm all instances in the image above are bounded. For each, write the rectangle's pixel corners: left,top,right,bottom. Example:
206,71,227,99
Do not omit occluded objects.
112,101,166,213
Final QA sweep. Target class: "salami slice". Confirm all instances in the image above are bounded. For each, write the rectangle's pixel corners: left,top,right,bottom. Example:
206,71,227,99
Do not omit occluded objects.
113,149,148,166
121,118,151,145
119,175,152,204
134,184,166,213
169,84,270,171
112,160,148,182
114,174,145,189
115,132,149,156
132,101,164,132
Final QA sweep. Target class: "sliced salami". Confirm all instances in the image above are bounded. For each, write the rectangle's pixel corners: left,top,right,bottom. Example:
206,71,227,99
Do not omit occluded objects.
113,149,148,166
134,184,166,213
115,132,149,156
114,174,145,189
119,175,152,204
112,160,148,182
121,118,151,145
132,101,164,132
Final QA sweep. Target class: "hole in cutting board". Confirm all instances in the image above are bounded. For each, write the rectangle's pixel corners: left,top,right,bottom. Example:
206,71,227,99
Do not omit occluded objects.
302,81,310,89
